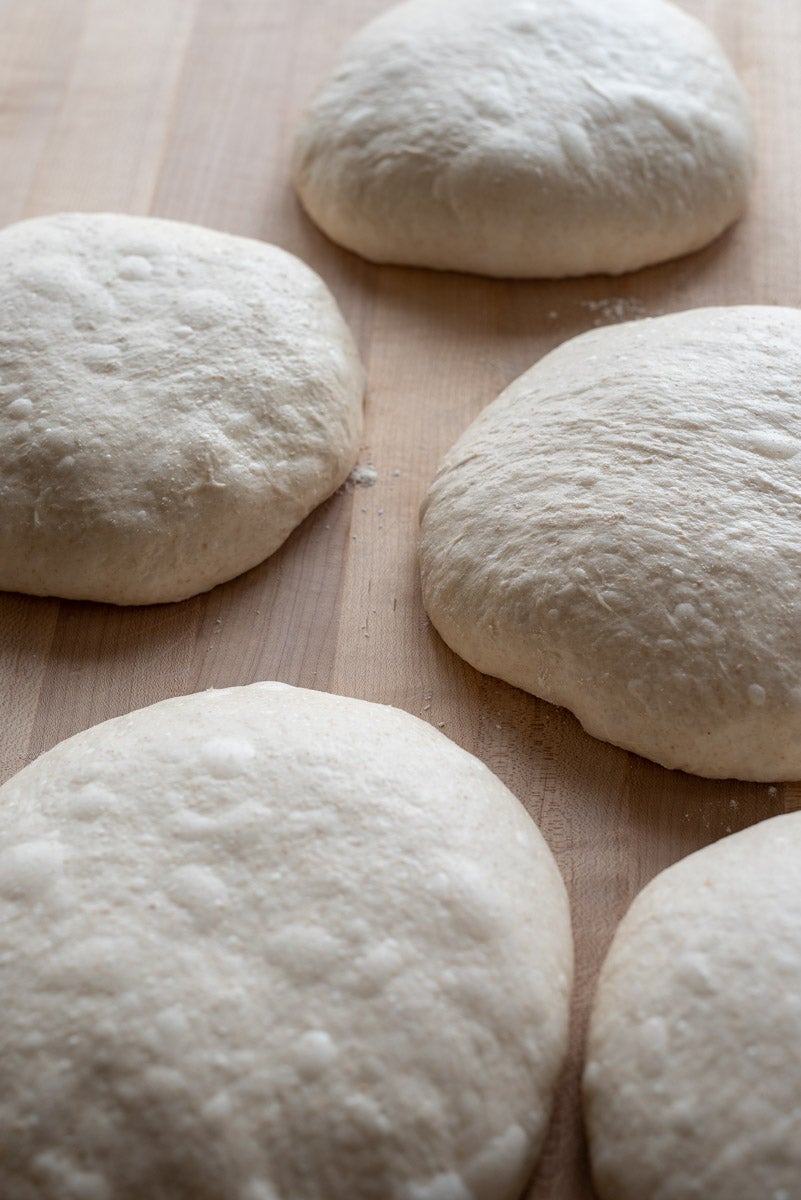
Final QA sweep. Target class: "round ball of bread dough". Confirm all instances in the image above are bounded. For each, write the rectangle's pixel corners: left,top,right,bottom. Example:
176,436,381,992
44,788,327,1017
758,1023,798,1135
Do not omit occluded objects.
584,812,801,1200
420,306,801,781
0,212,364,605
292,0,754,278
0,682,572,1200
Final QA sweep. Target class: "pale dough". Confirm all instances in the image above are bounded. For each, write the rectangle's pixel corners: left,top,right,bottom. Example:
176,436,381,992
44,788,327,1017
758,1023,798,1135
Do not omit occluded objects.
420,307,801,780
584,811,801,1200
0,213,365,604
0,682,572,1200
292,0,754,277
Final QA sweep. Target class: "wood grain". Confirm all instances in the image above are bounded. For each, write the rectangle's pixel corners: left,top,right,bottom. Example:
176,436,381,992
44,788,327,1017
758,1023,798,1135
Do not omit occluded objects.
0,2,798,1195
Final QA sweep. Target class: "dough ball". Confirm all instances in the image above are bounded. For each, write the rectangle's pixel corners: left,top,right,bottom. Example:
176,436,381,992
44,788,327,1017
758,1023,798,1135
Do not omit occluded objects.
420,307,801,780
0,212,365,605
0,682,572,1200
292,0,753,278
584,812,801,1200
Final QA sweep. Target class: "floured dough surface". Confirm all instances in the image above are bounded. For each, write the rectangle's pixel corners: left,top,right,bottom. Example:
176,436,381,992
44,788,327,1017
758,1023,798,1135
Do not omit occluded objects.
584,812,801,1200
0,213,364,604
420,307,801,780
293,0,753,277
0,682,572,1200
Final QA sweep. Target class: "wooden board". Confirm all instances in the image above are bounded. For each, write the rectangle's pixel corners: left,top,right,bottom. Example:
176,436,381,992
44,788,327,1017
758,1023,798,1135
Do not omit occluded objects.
0,1,798,1194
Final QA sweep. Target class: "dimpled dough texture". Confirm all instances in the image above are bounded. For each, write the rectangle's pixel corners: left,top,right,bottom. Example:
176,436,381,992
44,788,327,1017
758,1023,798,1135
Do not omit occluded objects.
292,0,753,278
420,307,801,781
0,682,572,1200
0,213,364,604
584,813,801,1200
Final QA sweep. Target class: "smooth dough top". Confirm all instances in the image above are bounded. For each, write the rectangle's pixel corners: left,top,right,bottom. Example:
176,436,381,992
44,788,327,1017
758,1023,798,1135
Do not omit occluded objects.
0,682,572,1200
0,212,364,605
584,812,801,1200
292,0,754,278
420,306,801,781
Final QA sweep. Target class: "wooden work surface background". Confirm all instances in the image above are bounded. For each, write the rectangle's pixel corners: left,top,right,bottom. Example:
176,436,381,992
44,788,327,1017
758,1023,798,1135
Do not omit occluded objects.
0,1,799,1195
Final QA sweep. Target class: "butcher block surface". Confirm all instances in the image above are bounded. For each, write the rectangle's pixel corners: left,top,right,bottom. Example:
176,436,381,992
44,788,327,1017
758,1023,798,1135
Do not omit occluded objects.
0,1,799,1196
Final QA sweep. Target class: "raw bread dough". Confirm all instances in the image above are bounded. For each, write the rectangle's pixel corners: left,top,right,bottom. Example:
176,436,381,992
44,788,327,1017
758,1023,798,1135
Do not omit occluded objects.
0,213,364,605
419,307,801,781
584,812,801,1200
292,0,754,277
0,682,572,1200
